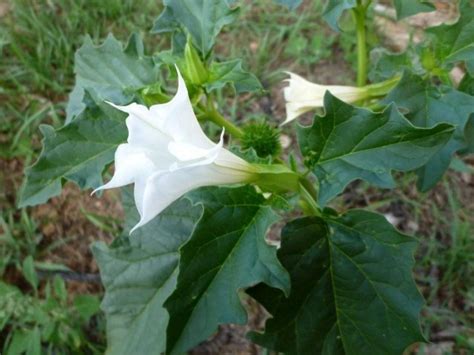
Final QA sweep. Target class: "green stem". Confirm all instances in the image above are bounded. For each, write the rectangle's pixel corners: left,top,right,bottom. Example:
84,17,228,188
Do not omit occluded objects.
353,0,369,87
199,101,244,139
365,75,401,97
299,179,322,217
196,96,244,138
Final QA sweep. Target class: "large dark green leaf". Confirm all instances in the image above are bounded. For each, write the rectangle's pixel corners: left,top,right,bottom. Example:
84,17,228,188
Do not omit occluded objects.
426,0,474,74
205,59,262,94
19,94,126,207
297,93,454,205
152,0,240,56
250,211,424,355
165,186,290,354
66,33,159,122
93,190,203,355
383,71,474,190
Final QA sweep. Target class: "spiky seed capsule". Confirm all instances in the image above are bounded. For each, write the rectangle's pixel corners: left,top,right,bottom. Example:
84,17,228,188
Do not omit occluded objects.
241,122,282,158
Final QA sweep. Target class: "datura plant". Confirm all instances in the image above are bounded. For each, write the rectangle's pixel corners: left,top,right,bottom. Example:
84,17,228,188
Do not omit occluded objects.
19,0,473,354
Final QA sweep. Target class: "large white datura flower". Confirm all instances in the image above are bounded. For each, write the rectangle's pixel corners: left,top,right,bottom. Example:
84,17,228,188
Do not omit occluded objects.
283,72,367,124
93,69,255,233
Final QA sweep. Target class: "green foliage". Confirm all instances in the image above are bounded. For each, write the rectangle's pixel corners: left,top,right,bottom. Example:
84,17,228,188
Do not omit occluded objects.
229,146,274,164
152,0,240,56
273,0,303,10
241,121,282,158
297,93,454,205
459,73,474,96
249,211,424,355
0,210,42,276
284,28,336,66
205,59,263,94
93,190,203,355
182,40,209,85
19,95,127,207
393,0,435,19
0,278,102,354
0,0,158,96
164,186,290,354
67,34,160,122
22,256,39,291
322,0,434,30
383,71,474,191
322,0,357,31
369,48,417,82
426,0,474,75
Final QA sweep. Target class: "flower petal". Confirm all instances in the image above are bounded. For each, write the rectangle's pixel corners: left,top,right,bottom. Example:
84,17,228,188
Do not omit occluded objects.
284,72,326,104
130,162,252,233
283,72,366,124
167,129,224,166
125,115,171,151
92,144,156,194
150,68,214,149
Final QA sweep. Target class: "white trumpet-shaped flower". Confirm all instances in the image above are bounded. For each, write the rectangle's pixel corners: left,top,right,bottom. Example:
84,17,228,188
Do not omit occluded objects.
93,69,255,233
283,72,367,124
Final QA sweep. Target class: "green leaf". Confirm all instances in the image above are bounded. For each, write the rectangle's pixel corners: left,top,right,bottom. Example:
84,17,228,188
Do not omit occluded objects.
165,186,290,354
73,295,101,321
249,211,424,355
467,60,474,76
92,190,203,355
229,146,273,164
274,0,303,10
19,94,126,207
463,115,474,154
426,0,474,72
322,0,434,30
205,59,263,94
152,0,240,56
22,256,38,291
459,73,474,96
53,276,67,303
369,48,419,82
66,33,159,122
7,328,42,355
393,0,435,19
0,282,21,331
383,71,474,190
322,0,356,31
297,92,454,205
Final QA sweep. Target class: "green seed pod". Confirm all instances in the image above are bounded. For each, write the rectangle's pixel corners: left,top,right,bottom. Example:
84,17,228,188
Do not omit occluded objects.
241,121,282,158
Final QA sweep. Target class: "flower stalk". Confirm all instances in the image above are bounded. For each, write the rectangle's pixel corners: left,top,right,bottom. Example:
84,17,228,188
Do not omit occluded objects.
205,104,244,139
299,181,322,217
353,0,371,87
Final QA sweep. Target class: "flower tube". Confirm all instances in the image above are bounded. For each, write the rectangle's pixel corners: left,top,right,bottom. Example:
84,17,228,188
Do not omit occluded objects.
283,72,367,124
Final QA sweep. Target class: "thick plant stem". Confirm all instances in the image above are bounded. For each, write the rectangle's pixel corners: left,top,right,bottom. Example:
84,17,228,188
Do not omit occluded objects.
353,0,369,87
206,107,244,139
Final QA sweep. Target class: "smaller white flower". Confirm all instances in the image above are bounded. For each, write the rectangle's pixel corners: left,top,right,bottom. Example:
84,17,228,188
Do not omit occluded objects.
93,68,255,233
283,72,367,124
